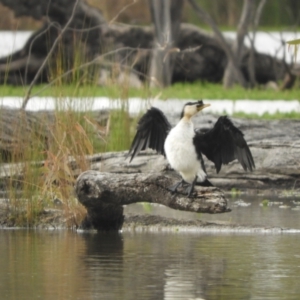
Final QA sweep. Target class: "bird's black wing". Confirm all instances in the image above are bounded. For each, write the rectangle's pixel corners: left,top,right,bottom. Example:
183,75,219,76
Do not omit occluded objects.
193,116,255,173
127,107,172,162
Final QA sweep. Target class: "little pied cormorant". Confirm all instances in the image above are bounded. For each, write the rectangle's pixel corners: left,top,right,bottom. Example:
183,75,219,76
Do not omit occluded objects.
127,100,255,197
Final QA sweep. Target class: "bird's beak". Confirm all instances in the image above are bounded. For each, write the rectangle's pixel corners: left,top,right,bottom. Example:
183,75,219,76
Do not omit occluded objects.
197,103,211,111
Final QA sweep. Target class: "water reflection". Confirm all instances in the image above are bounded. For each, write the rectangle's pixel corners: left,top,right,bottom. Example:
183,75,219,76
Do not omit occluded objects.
80,232,125,299
1,230,300,300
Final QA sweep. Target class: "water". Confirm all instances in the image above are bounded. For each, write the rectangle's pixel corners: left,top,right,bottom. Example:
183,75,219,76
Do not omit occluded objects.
0,229,300,300
0,97,299,116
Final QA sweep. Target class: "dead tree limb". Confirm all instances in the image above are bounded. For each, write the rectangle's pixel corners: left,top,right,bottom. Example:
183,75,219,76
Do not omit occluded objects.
247,0,267,87
223,0,255,88
75,170,230,230
148,0,184,87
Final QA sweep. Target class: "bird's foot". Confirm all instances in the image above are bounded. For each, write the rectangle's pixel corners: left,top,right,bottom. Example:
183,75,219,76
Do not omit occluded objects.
168,179,197,197
168,180,184,194
185,184,195,198
185,176,199,198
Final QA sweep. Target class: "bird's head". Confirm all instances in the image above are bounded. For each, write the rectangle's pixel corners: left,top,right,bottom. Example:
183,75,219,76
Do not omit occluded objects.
180,100,210,120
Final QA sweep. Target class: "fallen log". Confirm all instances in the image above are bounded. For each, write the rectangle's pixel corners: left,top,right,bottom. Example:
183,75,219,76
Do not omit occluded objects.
75,170,230,231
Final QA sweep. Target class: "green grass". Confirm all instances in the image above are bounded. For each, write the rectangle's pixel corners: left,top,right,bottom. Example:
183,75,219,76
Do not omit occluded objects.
1,81,300,100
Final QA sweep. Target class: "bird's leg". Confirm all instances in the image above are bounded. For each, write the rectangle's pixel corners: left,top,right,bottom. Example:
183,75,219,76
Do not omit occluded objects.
168,179,184,194
185,176,198,198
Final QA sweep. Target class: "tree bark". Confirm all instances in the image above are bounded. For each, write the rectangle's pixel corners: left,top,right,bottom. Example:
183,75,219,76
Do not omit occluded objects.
75,170,229,230
247,0,267,87
223,0,255,88
148,0,184,87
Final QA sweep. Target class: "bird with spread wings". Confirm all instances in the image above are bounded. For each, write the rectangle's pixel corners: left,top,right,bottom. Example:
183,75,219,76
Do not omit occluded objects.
127,100,255,197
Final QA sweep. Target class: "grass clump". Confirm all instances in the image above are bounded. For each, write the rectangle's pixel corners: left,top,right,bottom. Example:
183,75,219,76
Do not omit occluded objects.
261,199,269,207
230,187,241,198
0,107,97,227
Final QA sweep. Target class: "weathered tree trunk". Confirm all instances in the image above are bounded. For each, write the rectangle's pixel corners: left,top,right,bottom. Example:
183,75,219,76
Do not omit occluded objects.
75,170,229,230
148,0,184,87
247,0,267,87
223,0,255,88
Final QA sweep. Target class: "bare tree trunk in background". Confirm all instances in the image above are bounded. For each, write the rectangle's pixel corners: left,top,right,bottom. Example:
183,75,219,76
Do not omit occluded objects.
223,0,255,88
187,0,248,88
148,0,183,87
247,0,267,87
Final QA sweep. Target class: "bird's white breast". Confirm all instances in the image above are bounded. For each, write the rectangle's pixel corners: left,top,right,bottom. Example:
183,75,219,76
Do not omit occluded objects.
164,119,206,183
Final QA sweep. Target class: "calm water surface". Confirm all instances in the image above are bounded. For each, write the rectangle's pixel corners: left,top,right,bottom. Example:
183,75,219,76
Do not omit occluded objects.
0,228,300,300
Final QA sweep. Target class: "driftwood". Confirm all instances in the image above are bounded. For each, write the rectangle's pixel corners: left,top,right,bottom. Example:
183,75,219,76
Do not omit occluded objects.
0,0,289,86
75,170,229,230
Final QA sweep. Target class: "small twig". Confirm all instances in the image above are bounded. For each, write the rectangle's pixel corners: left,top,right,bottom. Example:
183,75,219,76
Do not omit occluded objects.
109,0,138,25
